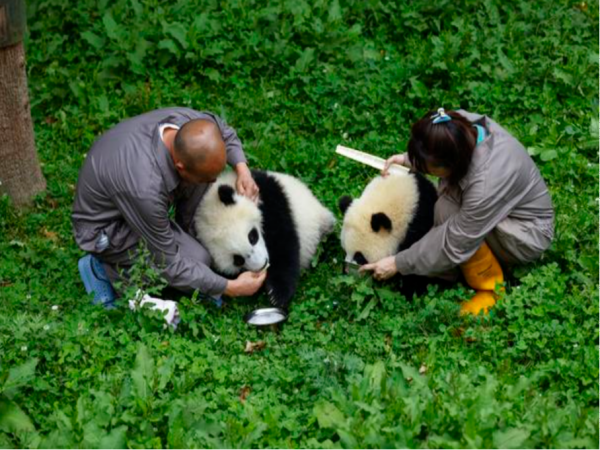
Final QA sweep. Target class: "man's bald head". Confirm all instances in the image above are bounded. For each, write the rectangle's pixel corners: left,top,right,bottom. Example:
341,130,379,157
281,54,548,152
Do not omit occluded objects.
174,119,226,180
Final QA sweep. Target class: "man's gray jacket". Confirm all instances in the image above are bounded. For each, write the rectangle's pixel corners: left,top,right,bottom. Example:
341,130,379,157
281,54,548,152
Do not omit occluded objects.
72,107,247,295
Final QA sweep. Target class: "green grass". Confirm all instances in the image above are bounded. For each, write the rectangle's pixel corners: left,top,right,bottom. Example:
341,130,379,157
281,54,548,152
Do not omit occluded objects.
0,0,598,448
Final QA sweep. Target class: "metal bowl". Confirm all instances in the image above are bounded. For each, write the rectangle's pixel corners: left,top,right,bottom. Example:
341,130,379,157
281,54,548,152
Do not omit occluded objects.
244,307,288,326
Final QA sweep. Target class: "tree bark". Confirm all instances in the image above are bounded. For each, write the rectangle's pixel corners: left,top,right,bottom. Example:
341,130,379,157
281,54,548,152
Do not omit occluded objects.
0,41,46,207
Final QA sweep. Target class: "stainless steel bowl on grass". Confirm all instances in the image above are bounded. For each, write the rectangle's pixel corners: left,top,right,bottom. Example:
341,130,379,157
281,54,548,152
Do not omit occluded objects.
244,307,287,326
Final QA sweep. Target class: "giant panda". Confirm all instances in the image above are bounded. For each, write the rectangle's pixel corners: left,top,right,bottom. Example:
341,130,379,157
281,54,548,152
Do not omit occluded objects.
339,172,438,299
194,170,336,309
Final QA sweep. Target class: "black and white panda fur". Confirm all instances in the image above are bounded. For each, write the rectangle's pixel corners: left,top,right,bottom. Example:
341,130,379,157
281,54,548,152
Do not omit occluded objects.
194,170,336,309
339,172,438,299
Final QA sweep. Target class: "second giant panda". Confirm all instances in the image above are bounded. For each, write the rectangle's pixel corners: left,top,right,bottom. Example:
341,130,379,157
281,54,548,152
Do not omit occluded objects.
339,172,438,299
194,170,336,309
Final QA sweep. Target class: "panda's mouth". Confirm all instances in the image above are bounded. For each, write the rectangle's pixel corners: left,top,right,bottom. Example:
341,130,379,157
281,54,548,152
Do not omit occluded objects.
244,258,270,273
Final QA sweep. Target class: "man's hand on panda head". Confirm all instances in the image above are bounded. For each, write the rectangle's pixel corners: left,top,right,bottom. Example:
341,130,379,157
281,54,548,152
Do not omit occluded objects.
235,162,260,203
224,270,267,297
359,256,398,281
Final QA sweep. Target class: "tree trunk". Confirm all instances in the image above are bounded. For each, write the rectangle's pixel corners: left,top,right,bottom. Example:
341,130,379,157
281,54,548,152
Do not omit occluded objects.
0,41,46,208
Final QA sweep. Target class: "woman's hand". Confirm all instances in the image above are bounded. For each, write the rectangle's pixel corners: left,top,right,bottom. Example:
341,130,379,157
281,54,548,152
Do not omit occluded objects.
235,162,259,203
381,154,409,177
359,256,398,280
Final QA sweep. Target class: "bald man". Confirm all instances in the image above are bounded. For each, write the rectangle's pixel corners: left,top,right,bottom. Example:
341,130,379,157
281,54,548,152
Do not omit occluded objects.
72,107,265,307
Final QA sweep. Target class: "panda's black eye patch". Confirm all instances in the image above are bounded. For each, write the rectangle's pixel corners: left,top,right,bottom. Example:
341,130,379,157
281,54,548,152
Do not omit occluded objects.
248,228,259,245
233,254,245,267
354,252,368,265
371,212,392,232
218,185,236,206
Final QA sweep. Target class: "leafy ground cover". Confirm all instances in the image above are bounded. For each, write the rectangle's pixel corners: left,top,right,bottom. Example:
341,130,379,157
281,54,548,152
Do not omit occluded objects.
0,0,598,448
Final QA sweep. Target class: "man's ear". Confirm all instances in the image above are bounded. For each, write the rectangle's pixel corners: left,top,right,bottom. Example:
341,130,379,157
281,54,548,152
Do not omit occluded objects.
218,185,236,206
371,213,392,232
338,196,353,215
174,160,185,172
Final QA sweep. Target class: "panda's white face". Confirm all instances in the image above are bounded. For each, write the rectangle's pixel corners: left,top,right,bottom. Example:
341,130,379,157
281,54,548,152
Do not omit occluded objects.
341,210,399,265
339,175,419,266
195,183,270,275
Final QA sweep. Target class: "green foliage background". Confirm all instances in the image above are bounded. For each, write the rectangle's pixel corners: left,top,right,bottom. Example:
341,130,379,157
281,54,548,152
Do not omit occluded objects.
0,0,598,448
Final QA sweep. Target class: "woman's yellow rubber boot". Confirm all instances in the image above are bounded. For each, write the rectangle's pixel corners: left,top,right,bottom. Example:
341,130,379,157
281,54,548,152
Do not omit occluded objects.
459,242,504,315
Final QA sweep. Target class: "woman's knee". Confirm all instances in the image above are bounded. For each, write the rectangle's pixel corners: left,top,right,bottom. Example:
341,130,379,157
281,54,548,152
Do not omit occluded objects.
434,195,461,226
430,267,461,283
487,218,552,265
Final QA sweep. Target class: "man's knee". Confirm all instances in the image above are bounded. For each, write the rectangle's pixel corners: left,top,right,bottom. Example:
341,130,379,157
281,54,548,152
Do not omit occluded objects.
172,226,212,265
186,241,212,266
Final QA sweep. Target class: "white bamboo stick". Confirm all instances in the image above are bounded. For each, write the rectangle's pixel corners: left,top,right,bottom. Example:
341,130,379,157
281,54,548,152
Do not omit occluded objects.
335,145,409,175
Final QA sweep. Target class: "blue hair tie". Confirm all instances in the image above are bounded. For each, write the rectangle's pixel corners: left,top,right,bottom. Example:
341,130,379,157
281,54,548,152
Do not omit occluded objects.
431,107,451,124
474,124,486,144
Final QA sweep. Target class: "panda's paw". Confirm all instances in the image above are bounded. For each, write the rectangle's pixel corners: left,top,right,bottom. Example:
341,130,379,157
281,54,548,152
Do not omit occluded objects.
268,292,281,307
264,277,294,310
266,290,288,310
265,287,276,304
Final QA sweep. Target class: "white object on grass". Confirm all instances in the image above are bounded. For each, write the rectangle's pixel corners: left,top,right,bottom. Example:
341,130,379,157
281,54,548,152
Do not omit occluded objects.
344,260,361,276
244,307,287,326
128,290,180,329
336,145,409,175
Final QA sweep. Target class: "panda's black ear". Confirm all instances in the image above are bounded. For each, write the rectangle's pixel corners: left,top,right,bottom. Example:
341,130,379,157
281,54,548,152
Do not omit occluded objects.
338,196,353,215
218,185,236,206
371,213,392,232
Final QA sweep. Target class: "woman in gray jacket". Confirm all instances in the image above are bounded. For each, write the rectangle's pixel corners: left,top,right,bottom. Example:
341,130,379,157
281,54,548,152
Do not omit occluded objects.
361,108,554,315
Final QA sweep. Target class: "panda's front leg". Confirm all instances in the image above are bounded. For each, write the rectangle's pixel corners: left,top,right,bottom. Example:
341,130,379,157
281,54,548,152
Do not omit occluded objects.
399,274,429,301
264,264,300,311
